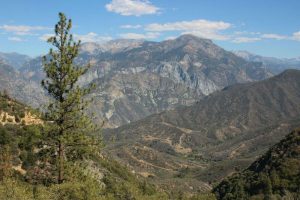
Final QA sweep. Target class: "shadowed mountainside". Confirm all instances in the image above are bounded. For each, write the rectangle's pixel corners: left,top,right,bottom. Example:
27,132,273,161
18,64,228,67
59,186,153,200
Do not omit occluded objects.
103,69,300,192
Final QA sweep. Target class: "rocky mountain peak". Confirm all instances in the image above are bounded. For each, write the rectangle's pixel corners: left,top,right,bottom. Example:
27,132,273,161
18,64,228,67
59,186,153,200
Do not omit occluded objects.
162,34,225,59
176,34,212,43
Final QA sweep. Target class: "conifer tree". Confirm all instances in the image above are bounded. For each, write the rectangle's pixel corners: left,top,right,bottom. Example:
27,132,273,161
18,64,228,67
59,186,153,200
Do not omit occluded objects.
42,13,98,184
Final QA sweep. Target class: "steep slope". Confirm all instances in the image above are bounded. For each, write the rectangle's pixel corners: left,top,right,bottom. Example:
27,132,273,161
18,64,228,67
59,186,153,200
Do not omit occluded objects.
18,34,271,127
234,50,300,74
103,69,300,191
213,128,300,199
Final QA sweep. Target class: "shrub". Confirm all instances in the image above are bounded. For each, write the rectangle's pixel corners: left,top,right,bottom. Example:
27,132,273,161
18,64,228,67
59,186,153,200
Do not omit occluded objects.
0,128,12,145
2,114,6,122
15,115,21,123
19,112,26,118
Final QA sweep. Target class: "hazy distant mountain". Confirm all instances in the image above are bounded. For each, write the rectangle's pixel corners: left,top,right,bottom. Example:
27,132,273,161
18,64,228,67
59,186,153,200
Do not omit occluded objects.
7,35,272,127
233,50,300,74
103,69,300,191
0,61,46,107
0,52,31,69
214,128,300,199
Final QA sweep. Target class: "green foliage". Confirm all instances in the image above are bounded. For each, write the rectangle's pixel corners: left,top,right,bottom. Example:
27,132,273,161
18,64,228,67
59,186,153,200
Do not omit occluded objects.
19,112,25,118
0,127,12,145
0,178,34,200
0,157,170,200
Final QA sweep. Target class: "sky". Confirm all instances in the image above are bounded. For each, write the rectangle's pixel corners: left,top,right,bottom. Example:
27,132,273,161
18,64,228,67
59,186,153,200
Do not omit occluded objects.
0,0,300,58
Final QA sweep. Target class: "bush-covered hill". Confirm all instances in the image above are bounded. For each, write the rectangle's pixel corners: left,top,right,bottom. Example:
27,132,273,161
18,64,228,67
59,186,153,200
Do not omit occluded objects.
0,94,172,200
213,128,300,200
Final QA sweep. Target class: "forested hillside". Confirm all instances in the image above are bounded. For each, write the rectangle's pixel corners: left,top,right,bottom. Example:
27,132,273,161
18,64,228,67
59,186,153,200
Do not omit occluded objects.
213,128,300,199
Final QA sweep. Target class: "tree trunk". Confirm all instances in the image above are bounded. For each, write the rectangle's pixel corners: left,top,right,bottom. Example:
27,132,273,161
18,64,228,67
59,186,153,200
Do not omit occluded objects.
58,141,64,184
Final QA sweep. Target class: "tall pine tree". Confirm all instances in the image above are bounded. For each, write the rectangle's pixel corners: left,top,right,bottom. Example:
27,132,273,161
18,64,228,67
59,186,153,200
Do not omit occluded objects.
42,13,98,184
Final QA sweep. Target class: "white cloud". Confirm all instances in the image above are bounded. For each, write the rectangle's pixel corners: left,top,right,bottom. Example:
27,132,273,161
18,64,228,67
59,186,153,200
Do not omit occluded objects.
40,32,112,43
8,37,25,42
105,0,159,16
232,37,261,43
234,31,261,35
0,24,50,35
144,19,231,40
120,24,142,29
145,19,230,32
261,33,287,40
292,31,300,41
120,32,160,39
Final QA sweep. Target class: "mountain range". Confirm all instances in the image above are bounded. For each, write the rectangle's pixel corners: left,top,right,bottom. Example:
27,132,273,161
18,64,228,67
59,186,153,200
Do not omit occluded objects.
1,35,273,127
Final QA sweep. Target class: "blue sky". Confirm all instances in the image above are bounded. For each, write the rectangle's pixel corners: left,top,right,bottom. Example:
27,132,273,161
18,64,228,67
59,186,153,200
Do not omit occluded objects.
0,0,300,58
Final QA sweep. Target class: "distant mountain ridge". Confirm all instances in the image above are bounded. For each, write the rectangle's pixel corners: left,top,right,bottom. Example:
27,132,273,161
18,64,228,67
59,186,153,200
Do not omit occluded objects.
233,50,300,74
0,61,46,107
0,52,31,69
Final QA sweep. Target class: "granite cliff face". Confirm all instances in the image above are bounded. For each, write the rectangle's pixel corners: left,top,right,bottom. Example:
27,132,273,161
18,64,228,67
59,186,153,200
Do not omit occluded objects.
5,35,271,127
